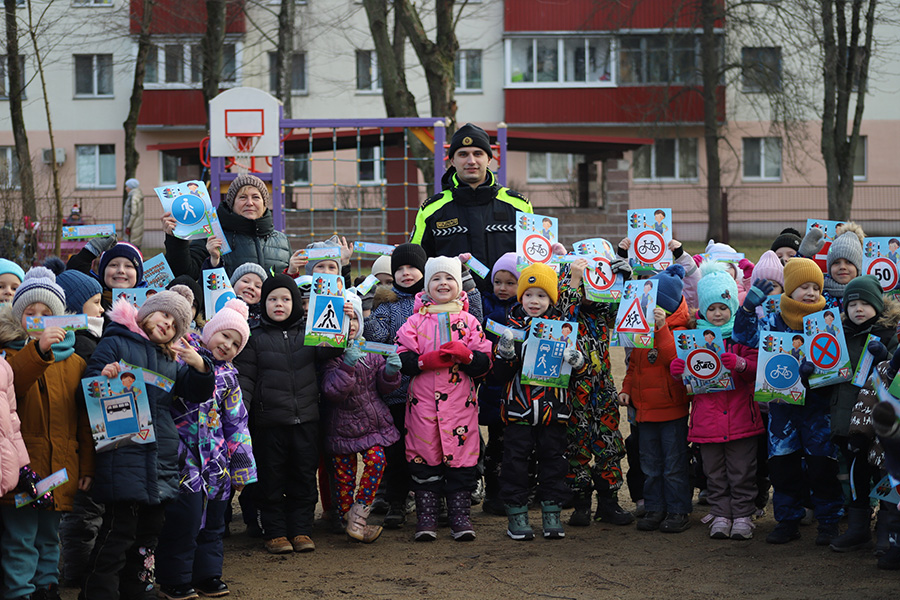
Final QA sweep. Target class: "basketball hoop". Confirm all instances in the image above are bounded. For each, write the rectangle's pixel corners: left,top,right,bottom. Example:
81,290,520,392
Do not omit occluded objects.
228,135,261,173
208,88,281,172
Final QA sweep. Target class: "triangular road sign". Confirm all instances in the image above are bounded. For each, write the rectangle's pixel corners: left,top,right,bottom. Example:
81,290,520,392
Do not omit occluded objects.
611,290,621,300
659,261,670,268
616,298,650,333
839,367,851,378
640,335,652,346
790,391,803,401
138,429,151,440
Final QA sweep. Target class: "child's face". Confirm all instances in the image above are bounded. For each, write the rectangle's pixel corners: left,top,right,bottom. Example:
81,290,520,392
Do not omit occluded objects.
121,375,136,387
234,274,263,305
704,331,715,343
347,313,360,338
104,257,138,289
846,300,876,325
428,272,459,304
790,282,821,304
824,313,834,324
492,270,518,301
830,258,857,285
654,213,664,223
521,287,550,317
792,338,803,349
725,263,738,280
394,265,423,288
312,260,340,276
206,328,242,362
266,288,293,322
142,311,176,344
302,297,309,314
0,273,20,303
83,293,104,318
375,273,393,285
775,247,796,265
22,302,52,335
768,280,783,295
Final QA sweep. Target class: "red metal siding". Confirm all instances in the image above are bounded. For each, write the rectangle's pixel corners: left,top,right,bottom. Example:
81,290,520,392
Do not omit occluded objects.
505,86,725,125
138,90,207,127
130,0,245,35
505,0,723,32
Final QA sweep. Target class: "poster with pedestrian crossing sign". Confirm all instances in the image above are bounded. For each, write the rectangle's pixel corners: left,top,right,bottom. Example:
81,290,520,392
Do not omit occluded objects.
305,273,348,348
155,180,220,241
516,211,557,271
803,309,852,388
675,328,734,395
202,267,236,321
627,208,673,273
520,318,577,388
754,332,806,405
572,238,624,303
805,219,845,273
863,236,900,295
81,366,155,453
612,279,657,349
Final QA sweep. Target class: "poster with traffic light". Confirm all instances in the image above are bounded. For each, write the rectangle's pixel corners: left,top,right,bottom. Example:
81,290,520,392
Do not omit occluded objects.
674,328,734,395
862,236,900,295
570,237,623,303
112,288,164,309
805,219,845,273
627,208,673,273
520,318,578,389
305,272,349,348
81,364,154,452
155,180,220,241
802,309,852,388
203,267,236,321
754,332,806,405
612,279,657,349
515,211,557,271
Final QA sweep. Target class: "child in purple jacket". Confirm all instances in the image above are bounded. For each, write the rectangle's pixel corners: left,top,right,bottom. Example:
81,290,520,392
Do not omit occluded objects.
322,292,402,543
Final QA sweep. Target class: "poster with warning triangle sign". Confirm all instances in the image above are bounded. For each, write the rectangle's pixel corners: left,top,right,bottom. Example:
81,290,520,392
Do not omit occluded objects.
613,279,657,349
304,273,349,348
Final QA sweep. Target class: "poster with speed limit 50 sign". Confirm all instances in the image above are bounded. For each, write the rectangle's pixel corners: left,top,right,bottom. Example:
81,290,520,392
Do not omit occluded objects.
862,237,900,294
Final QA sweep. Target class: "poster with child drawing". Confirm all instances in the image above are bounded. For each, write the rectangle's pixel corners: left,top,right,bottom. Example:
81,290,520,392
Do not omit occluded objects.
571,237,624,303
675,328,734,395
805,219,845,273
520,318,578,388
81,366,155,452
802,309,852,388
515,211,557,270
627,209,673,273
862,236,900,294
304,273,348,347
754,332,806,405
612,279,657,349
113,288,163,310
155,180,225,242
202,268,236,321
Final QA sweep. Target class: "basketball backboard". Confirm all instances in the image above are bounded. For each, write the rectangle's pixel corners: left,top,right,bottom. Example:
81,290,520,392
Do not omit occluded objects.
209,87,282,158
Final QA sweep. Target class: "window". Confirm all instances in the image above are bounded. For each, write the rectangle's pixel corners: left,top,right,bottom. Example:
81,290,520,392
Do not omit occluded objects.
527,153,584,183
619,35,700,85
144,41,237,87
454,50,482,92
268,52,307,95
853,135,867,181
0,56,26,99
73,0,113,5
742,47,781,93
74,54,113,96
76,144,115,189
284,152,310,185
0,147,19,188
161,152,180,183
358,147,383,184
742,137,782,180
633,139,698,181
508,37,611,85
356,50,381,92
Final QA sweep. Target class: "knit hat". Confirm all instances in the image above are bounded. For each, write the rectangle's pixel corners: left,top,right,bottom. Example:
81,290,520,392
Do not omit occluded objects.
125,178,140,190
296,275,313,300
99,243,144,287
167,275,203,319
704,240,738,256
491,252,519,285
697,261,739,318
261,274,304,328
344,291,364,340
390,243,428,277
201,298,251,355
230,262,268,287
843,275,884,315
424,256,463,298
56,270,102,314
783,258,823,298
304,236,342,276
448,123,493,159
224,173,270,210
12,266,66,323
771,227,802,253
827,230,864,275
751,250,785,288
0,259,25,283
137,284,194,342
371,255,392,279
517,263,559,304
649,264,686,314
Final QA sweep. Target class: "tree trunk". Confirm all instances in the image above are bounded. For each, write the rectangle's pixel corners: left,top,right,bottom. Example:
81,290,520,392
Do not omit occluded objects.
700,0,723,241
275,0,295,118
4,0,36,222
201,0,226,127
123,0,154,208
361,0,418,118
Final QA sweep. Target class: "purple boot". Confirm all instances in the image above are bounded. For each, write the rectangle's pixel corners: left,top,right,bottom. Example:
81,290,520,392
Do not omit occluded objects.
447,490,476,541
414,490,439,541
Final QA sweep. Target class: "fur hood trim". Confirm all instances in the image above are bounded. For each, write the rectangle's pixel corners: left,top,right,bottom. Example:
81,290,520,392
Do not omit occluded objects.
835,222,866,246
372,285,398,310
108,298,150,340
879,294,900,329
0,304,29,346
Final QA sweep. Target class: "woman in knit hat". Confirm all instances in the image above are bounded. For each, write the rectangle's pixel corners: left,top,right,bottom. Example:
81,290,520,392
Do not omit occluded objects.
162,174,292,280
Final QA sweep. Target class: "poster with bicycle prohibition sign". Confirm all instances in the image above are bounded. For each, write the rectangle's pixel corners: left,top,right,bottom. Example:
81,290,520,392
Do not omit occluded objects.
516,211,557,271
627,208,673,273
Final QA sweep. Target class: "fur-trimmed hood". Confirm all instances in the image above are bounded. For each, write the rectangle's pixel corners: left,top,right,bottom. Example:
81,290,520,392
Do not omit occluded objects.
0,305,29,347
878,294,900,329
107,298,150,340
835,221,866,246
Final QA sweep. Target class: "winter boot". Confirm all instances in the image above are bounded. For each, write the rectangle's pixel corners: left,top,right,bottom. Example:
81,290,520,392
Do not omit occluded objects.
31,584,61,600
371,487,390,515
568,492,592,527
815,521,840,546
875,505,900,556
830,506,873,552
593,491,635,526
447,490,476,541
766,520,801,544
414,490,439,541
878,507,900,570
382,499,406,529
470,478,485,506
345,503,383,543
505,504,534,541
541,501,565,539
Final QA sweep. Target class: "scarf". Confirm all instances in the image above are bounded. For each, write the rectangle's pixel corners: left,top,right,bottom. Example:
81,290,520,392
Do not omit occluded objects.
87,316,104,339
823,276,845,299
779,294,826,331
697,316,734,339
394,278,424,296
418,295,463,315
8,330,77,362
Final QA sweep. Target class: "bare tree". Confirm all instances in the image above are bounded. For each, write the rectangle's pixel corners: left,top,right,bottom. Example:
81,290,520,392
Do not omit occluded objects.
361,0,417,117
699,0,723,241
4,0,36,222
201,0,227,126
122,0,155,207
274,0,295,118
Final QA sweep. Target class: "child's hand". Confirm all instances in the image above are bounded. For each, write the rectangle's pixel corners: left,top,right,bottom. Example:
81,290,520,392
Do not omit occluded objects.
343,302,355,319
38,326,66,354
669,358,686,379
418,350,455,371
497,330,516,360
161,212,178,236
173,338,208,372
668,239,682,252
206,236,223,267
610,256,631,277
868,340,889,363
287,250,308,276
338,236,353,266
799,360,815,387
743,278,774,310
458,252,472,265
569,258,588,289
618,237,631,251
100,362,121,378
617,392,631,406
343,343,364,366
78,476,93,492
384,352,402,376
738,258,755,280
551,242,567,256
799,227,825,258
563,347,584,368
721,352,746,373
440,341,473,365
653,307,666,329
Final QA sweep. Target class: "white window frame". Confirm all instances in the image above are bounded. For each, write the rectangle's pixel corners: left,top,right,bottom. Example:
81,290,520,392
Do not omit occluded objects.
72,0,113,6
74,54,113,98
632,138,699,182
741,46,782,93
853,135,867,181
455,50,482,93
143,38,240,89
527,153,583,183
505,36,615,88
268,52,308,96
358,147,384,185
160,152,180,185
0,147,20,189
356,50,381,93
0,55,26,100
742,137,782,181
618,34,701,86
284,152,310,186
75,144,116,190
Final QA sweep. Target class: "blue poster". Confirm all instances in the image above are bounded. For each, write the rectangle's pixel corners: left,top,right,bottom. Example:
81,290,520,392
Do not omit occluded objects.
520,318,577,389
754,332,806,405
304,273,348,347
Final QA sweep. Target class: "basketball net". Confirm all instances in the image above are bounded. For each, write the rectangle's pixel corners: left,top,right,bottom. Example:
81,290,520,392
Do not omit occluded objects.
228,135,261,174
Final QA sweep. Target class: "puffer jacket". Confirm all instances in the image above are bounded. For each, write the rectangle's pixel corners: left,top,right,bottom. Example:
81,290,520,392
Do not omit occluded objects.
0,307,93,511
165,203,292,280
0,355,29,496
477,291,517,425
363,286,419,407
621,298,692,423
84,300,214,505
321,354,401,455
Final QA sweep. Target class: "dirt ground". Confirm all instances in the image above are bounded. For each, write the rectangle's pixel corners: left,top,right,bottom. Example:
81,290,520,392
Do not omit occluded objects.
67,348,899,600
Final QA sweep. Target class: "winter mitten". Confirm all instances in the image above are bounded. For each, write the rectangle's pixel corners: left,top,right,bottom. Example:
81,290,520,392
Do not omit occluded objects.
461,267,477,293
868,340,889,364
799,227,826,258
440,341,473,365
738,258,756,281
799,360,815,388
384,352,402,377
86,235,118,257
418,350,455,371
669,358,686,379
721,352,746,373
563,347,585,369
497,330,517,360
743,279,774,311
343,343,365,367
17,465,52,509
610,256,632,277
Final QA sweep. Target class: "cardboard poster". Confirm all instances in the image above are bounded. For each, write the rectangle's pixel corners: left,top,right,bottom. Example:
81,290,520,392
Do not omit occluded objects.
25,314,88,332
202,268,236,321
754,332,806,405
802,309,852,388
515,211,557,270
304,273,348,347
113,288,163,309
351,340,399,355
520,318,578,389
570,238,624,303
353,241,394,256
14,468,69,508
871,475,900,505
805,219,845,273
155,180,218,241
627,208,673,273
484,319,527,342
851,333,880,387
142,254,175,289
613,279,657,349
674,328,734,395
81,365,155,452
61,223,116,240
762,294,782,319
862,236,900,294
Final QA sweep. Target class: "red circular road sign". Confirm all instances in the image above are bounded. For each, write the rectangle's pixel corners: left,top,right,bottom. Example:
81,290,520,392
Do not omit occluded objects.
522,234,552,264
585,257,615,292
634,230,666,264
867,257,899,292
810,333,841,370
686,348,720,380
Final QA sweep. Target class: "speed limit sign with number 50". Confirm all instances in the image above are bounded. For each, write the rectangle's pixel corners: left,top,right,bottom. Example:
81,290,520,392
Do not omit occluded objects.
867,257,898,292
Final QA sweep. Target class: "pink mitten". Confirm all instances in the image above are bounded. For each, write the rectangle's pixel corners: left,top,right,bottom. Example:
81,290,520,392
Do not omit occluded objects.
670,358,686,378
418,351,455,371
738,258,755,280
440,341,473,365
721,352,745,372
